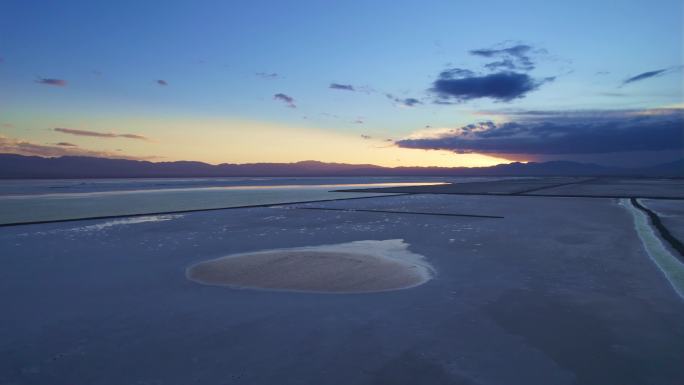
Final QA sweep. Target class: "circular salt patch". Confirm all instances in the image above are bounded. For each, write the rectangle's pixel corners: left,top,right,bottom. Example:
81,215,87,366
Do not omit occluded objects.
186,240,433,293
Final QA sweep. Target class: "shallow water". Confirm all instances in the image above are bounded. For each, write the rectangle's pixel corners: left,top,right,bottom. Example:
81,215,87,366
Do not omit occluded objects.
0,176,502,224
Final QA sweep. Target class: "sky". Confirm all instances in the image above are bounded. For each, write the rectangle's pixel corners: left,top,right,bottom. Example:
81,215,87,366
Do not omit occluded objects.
0,0,682,167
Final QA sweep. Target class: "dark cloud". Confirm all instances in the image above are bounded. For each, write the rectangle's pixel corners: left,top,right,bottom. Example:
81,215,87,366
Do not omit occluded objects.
622,66,682,86
396,109,684,156
36,77,67,87
470,44,539,71
329,83,355,91
157,79,168,86
54,128,149,140
430,43,556,103
256,72,279,79
354,119,364,124
55,142,77,146
274,93,296,108
431,71,549,102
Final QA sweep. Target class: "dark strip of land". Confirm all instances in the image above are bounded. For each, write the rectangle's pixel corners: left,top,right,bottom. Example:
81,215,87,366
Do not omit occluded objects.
510,177,597,194
295,207,504,219
631,198,684,261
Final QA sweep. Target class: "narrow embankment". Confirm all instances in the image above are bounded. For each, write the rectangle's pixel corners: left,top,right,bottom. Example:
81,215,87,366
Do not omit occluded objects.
621,198,684,299
630,198,684,259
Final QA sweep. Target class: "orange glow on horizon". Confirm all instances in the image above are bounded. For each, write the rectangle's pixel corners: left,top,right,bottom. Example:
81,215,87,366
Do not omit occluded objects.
1,116,517,168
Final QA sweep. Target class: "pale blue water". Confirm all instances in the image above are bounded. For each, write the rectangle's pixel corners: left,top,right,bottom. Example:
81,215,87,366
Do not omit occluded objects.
0,177,502,224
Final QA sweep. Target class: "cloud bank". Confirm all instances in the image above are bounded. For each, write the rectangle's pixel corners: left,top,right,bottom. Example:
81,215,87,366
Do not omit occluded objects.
397,109,684,157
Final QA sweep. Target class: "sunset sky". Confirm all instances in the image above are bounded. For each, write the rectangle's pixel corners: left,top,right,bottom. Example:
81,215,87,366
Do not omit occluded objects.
1,0,682,167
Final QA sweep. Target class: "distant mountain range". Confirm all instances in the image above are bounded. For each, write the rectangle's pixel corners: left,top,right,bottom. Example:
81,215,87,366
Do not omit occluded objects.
0,153,682,178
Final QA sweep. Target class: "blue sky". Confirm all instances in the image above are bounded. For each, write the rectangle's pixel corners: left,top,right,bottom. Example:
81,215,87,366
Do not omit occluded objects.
0,0,682,166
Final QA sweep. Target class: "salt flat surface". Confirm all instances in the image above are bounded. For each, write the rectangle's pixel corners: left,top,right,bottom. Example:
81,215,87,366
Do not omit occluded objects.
1,193,683,385
351,177,684,199
342,177,574,195
533,178,684,198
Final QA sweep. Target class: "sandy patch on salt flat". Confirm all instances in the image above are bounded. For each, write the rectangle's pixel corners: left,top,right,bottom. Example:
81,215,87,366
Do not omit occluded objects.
186,239,433,293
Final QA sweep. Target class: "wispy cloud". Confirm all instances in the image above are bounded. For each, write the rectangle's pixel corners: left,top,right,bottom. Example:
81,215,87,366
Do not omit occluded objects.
274,93,296,108
329,83,355,91
157,79,168,86
386,94,422,107
360,134,372,140
0,135,152,160
256,72,279,79
622,66,682,86
54,128,149,141
118,133,149,140
400,97,421,107
470,44,545,72
35,77,67,87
